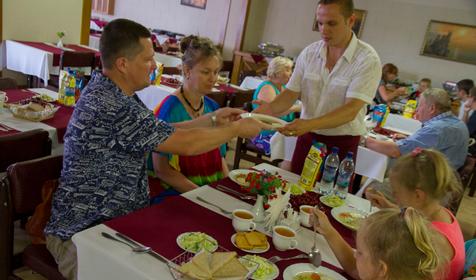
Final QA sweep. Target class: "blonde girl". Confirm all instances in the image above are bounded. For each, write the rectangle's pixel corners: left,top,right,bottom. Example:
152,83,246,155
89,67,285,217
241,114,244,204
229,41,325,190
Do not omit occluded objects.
313,207,447,279
366,148,465,280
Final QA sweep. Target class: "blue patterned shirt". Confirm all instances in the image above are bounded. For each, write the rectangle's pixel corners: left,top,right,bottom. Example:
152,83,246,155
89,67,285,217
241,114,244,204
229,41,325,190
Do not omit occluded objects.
396,111,468,169
45,72,175,240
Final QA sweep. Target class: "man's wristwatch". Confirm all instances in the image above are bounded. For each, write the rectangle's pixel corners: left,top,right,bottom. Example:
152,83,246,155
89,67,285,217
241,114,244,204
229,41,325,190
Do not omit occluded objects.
210,111,217,127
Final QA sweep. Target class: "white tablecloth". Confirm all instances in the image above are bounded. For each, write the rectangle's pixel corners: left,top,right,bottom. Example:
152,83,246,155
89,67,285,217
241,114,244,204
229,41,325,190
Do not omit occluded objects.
136,84,175,111
1,40,58,85
383,113,421,135
73,163,374,280
154,52,182,67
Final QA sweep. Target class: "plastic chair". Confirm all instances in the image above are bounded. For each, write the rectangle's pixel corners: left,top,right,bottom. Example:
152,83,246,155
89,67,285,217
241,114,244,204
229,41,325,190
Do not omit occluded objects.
0,155,65,280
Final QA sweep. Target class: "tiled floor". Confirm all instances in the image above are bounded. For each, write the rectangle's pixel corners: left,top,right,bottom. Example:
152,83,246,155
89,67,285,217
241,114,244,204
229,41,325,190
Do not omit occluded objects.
14,141,476,279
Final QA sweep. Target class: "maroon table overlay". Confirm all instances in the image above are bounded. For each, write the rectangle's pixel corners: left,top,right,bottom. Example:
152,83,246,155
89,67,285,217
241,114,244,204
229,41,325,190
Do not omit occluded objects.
15,41,101,68
15,41,63,66
104,195,350,279
0,127,20,137
210,177,357,248
5,89,73,143
64,44,102,68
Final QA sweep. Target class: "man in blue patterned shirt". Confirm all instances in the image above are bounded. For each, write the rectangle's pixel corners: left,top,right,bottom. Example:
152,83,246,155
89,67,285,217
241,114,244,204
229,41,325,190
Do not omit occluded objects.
365,88,468,170
44,19,265,279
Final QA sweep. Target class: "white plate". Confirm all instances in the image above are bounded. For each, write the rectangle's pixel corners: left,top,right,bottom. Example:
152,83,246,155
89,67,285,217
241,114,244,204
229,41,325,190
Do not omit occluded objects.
229,169,257,187
239,255,279,280
230,233,270,254
319,195,345,208
176,232,218,253
283,263,347,280
331,205,366,231
240,113,287,128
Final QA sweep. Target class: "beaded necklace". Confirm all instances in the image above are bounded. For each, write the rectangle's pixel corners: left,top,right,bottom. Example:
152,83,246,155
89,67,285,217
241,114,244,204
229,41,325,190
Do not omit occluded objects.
180,85,203,112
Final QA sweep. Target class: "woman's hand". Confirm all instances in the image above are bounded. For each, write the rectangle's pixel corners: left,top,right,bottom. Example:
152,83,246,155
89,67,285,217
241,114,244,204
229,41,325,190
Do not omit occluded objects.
312,208,337,238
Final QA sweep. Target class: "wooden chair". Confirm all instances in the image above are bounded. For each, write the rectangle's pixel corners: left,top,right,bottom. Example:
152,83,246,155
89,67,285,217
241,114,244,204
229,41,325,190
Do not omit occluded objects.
228,90,254,108
0,78,18,90
162,67,181,75
232,102,277,169
0,129,52,173
0,155,65,280
449,156,476,214
49,50,96,89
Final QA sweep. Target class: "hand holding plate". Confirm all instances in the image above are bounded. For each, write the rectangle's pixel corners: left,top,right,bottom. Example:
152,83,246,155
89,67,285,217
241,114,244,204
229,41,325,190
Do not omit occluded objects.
278,119,313,137
235,117,272,138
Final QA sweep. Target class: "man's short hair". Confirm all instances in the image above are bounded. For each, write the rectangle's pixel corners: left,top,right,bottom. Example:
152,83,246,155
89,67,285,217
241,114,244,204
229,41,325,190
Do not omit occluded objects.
456,79,474,95
100,19,151,69
421,88,451,113
318,0,354,18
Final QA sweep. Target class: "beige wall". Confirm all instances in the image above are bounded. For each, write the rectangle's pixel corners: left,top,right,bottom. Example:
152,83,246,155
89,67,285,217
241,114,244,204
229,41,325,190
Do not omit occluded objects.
92,0,232,54
3,0,83,43
247,0,476,87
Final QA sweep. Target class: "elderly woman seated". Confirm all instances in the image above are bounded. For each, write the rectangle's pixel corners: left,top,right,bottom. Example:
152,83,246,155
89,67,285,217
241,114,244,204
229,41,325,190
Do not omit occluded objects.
148,35,228,202
251,56,300,155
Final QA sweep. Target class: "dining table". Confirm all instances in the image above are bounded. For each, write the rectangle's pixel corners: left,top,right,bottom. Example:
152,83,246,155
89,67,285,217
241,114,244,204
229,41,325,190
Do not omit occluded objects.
0,88,74,155
72,163,376,280
1,40,101,86
270,113,422,184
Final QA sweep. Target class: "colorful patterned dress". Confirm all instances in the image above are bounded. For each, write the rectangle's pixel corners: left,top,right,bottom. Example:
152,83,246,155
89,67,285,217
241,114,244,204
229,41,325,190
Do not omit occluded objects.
149,95,226,194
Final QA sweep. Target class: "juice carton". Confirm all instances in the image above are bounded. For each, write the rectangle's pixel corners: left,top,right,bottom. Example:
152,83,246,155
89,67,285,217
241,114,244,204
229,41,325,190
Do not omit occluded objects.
298,145,324,191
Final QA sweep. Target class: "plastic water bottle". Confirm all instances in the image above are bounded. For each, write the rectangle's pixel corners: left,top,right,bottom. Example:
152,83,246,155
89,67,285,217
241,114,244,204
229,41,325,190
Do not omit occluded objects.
335,152,355,199
319,147,340,195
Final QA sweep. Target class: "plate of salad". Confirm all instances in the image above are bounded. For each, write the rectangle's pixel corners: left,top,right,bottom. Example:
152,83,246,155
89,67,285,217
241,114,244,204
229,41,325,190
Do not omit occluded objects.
331,205,366,231
239,255,279,280
176,232,218,253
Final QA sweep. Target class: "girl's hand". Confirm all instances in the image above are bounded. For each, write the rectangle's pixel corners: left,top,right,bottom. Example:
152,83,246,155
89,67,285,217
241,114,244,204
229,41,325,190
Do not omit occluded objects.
312,207,337,237
365,187,397,209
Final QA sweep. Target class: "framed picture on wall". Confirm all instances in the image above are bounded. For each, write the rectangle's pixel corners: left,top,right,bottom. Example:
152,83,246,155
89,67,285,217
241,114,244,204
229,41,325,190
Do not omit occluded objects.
420,20,476,65
313,9,367,38
181,0,207,9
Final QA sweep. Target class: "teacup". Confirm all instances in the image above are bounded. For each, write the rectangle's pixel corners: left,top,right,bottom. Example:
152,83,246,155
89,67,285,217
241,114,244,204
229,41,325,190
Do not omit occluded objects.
232,209,256,232
0,91,8,109
299,205,314,227
272,225,298,251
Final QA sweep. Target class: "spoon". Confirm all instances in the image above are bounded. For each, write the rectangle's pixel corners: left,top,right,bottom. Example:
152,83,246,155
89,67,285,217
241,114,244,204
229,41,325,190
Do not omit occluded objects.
308,209,322,267
101,232,151,253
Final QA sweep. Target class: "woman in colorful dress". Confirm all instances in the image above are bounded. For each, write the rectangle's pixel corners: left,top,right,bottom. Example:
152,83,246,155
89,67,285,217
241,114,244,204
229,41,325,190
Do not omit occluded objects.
150,36,228,201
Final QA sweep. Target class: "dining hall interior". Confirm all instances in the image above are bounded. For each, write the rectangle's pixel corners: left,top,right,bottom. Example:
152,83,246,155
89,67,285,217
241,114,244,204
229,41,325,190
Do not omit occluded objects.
1,0,476,279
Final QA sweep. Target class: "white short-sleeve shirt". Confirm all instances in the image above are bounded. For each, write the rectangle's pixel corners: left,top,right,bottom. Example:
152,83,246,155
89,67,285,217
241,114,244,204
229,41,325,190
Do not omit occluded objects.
286,34,381,136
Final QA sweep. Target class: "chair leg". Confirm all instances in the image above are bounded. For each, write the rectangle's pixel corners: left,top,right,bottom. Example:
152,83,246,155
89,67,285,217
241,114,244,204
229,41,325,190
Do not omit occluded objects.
233,138,244,169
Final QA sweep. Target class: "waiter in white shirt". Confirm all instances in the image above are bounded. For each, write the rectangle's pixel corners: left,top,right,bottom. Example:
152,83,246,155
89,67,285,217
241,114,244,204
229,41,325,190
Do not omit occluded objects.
255,0,381,180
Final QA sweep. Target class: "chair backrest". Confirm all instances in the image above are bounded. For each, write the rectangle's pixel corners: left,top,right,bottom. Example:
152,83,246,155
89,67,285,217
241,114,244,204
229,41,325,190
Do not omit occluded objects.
206,92,230,108
0,129,52,172
0,78,18,90
163,66,181,75
229,90,254,108
239,76,264,90
0,155,63,279
60,50,96,69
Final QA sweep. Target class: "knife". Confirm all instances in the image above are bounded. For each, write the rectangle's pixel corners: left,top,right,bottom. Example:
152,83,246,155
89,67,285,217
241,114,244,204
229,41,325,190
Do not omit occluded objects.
115,232,170,264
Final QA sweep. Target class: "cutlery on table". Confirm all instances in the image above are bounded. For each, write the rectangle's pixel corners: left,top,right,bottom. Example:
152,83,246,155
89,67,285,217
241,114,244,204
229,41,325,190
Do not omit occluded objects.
216,185,255,201
196,196,232,215
101,232,151,253
308,221,322,268
114,232,170,264
267,253,308,263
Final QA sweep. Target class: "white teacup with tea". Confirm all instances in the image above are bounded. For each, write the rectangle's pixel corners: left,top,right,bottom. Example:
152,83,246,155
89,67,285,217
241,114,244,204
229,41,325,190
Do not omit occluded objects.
299,205,314,227
0,91,8,109
232,209,256,232
272,225,298,251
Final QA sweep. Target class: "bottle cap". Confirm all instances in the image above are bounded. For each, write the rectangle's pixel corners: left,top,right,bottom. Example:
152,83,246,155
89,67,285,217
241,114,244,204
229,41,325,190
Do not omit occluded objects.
331,146,339,153
346,152,354,158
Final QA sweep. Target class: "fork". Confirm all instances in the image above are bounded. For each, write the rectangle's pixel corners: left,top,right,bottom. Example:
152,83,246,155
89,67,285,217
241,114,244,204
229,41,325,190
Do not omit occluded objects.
267,254,308,263
196,196,232,215
216,185,256,201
